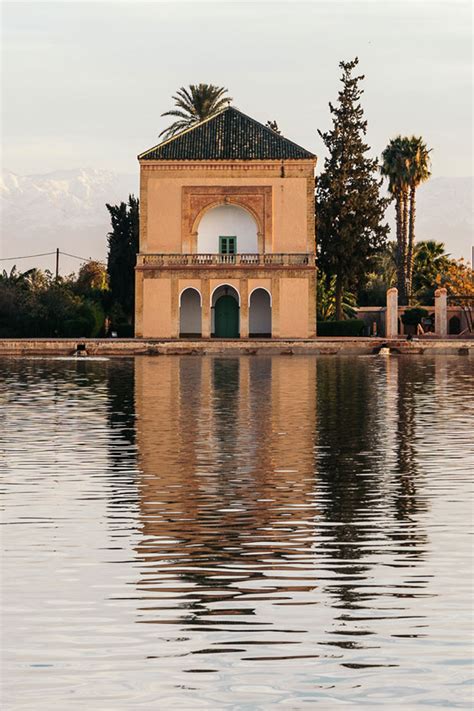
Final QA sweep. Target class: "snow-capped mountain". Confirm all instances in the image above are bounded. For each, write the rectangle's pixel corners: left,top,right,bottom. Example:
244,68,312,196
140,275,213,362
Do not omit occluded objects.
1,169,137,275
0,169,472,276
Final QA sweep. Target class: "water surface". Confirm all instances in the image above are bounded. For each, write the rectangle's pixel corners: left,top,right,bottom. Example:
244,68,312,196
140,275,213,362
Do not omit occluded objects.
1,355,473,709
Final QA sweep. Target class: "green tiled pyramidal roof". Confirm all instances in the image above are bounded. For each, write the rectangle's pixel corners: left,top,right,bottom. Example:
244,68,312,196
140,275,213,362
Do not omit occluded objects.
139,107,315,161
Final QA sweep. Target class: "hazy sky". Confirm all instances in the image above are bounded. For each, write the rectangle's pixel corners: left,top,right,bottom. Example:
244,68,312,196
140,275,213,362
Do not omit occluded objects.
2,0,473,178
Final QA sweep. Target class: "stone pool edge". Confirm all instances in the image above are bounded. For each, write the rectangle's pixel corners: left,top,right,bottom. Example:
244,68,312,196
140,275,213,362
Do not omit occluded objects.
0,338,472,357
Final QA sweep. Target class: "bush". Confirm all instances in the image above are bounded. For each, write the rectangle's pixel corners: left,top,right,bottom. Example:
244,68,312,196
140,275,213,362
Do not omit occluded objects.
63,317,94,337
115,322,134,338
317,319,365,337
401,307,428,326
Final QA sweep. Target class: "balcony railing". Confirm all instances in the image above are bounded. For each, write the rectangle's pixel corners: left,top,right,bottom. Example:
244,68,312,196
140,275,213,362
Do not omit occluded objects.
138,253,315,267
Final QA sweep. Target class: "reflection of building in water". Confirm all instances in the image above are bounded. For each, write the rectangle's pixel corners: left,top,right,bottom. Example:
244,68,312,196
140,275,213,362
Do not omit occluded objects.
133,356,318,621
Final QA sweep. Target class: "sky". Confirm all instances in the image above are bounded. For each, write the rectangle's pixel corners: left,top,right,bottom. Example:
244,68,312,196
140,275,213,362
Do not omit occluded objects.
2,0,473,178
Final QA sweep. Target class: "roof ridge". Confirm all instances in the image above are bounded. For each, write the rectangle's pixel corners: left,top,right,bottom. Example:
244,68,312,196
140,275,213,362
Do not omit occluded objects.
226,107,317,160
138,106,316,161
138,106,232,159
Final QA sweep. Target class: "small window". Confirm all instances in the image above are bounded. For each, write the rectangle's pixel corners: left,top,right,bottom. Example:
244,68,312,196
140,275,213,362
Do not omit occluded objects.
219,236,237,255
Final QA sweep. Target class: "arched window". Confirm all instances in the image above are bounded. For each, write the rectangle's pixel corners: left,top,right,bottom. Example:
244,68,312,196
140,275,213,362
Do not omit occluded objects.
249,288,272,337
179,288,202,337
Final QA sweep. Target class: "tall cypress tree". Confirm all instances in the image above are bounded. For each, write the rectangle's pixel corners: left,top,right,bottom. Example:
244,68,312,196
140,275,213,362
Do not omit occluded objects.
317,58,389,320
106,195,139,324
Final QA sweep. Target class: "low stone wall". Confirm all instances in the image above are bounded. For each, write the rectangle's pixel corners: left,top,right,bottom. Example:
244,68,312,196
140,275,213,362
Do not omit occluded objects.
0,338,472,357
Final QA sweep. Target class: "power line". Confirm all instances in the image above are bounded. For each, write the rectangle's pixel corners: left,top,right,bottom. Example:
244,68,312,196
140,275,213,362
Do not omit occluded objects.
0,250,106,265
60,251,105,264
0,251,57,261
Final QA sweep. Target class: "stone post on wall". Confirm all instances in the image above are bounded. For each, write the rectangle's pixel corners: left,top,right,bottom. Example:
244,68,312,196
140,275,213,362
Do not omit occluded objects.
386,287,399,338
434,287,448,337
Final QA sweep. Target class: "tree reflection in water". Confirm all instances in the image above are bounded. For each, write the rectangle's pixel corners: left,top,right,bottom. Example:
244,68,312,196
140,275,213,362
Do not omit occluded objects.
123,355,433,664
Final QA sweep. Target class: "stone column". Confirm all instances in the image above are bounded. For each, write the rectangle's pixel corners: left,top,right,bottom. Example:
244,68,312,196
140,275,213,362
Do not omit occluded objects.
435,287,448,337
308,271,317,338
386,287,399,338
134,269,144,337
170,276,179,338
271,275,280,338
240,279,249,338
201,279,211,338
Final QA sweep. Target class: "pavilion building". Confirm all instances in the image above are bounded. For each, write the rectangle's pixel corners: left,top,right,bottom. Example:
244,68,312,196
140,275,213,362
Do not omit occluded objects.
135,106,317,338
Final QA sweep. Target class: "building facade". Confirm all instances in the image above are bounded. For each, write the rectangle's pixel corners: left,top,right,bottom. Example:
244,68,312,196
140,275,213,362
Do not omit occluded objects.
135,107,317,338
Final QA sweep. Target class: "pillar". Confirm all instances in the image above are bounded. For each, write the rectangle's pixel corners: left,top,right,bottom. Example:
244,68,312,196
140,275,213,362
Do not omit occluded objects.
134,269,144,337
435,287,448,337
271,276,280,338
308,271,317,338
240,279,249,338
201,280,211,338
386,287,399,338
170,276,179,338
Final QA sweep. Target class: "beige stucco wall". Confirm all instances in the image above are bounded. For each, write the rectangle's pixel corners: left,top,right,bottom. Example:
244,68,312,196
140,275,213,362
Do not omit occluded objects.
137,158,317,339
279,278,309,338
178,279,202,303
139,272,314,339
140,161,316,255
143,278,172,338
248,278,271,302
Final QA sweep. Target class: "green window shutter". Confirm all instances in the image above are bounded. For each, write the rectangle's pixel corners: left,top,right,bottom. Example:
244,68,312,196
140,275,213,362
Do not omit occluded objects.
219,236,237,254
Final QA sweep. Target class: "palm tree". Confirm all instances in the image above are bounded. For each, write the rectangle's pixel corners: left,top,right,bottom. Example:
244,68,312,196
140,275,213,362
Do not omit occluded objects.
160,84,232,139
317,273,357,320
412,240,449,297
381,136,411,304
405,137,432,298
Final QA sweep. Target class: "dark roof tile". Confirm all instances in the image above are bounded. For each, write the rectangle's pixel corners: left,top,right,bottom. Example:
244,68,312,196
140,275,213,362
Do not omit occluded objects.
139,107,315,161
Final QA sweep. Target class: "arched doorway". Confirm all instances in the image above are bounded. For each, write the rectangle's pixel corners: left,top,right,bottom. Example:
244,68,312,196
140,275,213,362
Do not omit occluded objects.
212,285,240,338
179,288,202,337
449,315,461,335
249,288,272,337
197,204,258,254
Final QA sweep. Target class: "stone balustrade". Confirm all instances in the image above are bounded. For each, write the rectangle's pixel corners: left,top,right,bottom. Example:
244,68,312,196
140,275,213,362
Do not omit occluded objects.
137,253,315,267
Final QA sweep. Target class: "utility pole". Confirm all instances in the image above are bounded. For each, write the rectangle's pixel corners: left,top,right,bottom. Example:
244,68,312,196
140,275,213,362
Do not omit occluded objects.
55,248,59,280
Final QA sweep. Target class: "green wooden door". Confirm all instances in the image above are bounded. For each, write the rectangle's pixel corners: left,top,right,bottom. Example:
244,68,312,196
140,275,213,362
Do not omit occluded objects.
215,295,239,338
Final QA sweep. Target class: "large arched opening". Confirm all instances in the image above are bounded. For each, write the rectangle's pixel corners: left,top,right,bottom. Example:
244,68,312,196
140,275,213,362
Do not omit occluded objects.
249,288,272,337
211,284,240,338
197,204,258,254
179,288,202,337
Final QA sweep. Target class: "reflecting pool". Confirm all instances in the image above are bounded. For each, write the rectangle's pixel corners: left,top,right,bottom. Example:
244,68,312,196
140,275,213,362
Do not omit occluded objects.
1,355,473,709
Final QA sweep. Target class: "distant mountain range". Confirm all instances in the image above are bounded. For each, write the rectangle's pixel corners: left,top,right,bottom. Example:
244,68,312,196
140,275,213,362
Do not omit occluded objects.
0,169,137,275
1,169,472,275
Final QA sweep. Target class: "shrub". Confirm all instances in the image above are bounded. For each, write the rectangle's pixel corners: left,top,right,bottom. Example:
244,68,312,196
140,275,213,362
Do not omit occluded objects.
115,323,134,338
317,319,365,337
401,307,429,326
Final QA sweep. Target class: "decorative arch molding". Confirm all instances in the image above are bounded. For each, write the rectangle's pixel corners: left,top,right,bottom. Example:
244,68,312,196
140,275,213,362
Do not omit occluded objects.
182,185,272,254
248,286,272,307
179,286,202,307
210,283,241,306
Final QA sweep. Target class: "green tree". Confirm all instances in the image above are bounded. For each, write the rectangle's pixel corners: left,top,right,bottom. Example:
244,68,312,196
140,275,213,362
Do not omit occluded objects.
317,272,357,320
381,135,431,304
106,195,139,327
405,137,432,296
317,58,389,320
76,260,108,292
381,136,410,304
160,84,232,139
412,240,449,301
